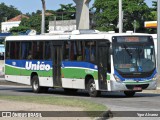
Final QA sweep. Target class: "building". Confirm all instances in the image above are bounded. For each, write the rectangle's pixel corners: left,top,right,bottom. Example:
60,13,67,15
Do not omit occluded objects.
48,12,94,32
49,20,76,32
1,15,29,33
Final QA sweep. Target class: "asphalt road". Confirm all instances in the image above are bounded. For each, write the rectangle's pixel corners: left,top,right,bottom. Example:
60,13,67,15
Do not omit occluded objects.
1,81,160,119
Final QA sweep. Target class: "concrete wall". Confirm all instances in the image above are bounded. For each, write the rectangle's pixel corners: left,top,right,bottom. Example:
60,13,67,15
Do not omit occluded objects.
49,20,76,32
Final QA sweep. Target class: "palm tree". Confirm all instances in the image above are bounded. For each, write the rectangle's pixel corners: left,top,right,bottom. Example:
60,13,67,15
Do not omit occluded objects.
41,0,46,34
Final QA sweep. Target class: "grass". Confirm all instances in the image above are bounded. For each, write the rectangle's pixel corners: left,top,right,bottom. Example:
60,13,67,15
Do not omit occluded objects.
0,95,107,117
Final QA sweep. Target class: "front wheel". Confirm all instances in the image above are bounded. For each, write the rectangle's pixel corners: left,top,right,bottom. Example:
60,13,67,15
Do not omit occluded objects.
87,79,100,97
124,91,135,97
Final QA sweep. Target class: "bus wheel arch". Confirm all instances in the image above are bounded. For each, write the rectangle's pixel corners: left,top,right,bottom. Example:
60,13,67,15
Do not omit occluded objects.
85,75,100,97
85,75,93,88
31,72,38,85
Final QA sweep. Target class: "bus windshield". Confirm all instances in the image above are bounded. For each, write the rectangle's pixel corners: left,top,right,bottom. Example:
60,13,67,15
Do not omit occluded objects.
113,36,156,73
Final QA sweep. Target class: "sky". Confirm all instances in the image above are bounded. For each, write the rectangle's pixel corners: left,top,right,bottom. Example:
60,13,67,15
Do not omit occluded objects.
0,0,154,14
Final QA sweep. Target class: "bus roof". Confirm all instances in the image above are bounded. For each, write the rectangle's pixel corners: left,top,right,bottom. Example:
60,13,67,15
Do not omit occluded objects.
5,30,152,42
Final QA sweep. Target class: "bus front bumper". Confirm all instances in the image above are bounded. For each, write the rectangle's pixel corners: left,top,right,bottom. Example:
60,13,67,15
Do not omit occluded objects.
110,80,157,91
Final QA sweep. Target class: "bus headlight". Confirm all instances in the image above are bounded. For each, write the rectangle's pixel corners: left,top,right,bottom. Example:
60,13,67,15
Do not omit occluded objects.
114,74,120,82
152,74,157,81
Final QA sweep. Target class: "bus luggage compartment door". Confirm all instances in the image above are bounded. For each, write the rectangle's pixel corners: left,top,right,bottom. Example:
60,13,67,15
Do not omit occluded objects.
97,41,110,90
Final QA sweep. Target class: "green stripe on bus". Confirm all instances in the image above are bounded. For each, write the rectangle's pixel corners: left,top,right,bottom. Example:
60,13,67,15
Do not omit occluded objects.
5,65,52,77
5,65,110,81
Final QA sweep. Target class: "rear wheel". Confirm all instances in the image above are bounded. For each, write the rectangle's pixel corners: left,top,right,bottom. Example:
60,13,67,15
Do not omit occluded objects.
124,91,135,97
31,75,48,93
87,79,100,97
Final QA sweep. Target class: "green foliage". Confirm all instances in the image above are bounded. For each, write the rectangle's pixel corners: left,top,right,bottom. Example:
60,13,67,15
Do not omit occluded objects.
9,26,30,34
20,15,41,33
20,14,54,33
123,0,150,32
19,4,75,33
56,3,76,20
93,0,118,31
152,1,157,11
93,0,152,33
0,2,21,23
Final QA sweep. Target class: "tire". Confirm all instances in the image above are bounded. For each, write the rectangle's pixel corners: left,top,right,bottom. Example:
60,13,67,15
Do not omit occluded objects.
87,79,100,97
124,91,135,97
31,75,44,93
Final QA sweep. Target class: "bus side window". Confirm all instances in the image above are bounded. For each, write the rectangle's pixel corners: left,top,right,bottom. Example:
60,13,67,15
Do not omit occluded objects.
63,41,70,61
76,41,83,61
32,41,43,60
85,41,96,62
69,41,83,61
44,42,51,60
5,42,10,59
21,42,32,59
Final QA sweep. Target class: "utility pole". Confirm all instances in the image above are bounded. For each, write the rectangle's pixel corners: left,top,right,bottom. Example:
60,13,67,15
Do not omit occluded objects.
119,0,123,33
41,0,46,34
157,0,160,75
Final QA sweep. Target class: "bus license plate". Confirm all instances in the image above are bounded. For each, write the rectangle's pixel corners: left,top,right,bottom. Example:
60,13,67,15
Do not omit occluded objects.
133,87,142,91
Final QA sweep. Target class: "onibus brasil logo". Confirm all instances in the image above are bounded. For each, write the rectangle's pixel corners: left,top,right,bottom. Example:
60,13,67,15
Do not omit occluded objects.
25,61,51,71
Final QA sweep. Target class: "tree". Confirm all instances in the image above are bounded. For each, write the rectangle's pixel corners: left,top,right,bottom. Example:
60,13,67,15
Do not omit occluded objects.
20,12,54,33
9,26,30,35
18,4,75,33
20,15,42,33
123,0,150,32
152,1,157,11
93,0,151,32
56,4,76,20
93,0,118,31
0,3,21,23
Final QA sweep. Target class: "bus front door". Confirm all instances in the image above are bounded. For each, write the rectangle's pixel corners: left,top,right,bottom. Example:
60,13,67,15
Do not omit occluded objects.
52,42,63,87
97,41,110,90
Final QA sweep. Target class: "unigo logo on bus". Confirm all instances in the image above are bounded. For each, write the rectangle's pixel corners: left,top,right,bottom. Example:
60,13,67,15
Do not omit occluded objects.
25,61,51,71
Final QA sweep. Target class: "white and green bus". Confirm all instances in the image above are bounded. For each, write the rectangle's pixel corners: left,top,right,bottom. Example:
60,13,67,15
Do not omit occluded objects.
5,30,157,97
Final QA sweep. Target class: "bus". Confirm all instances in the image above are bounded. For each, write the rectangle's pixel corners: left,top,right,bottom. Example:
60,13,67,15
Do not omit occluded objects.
5,30,157,97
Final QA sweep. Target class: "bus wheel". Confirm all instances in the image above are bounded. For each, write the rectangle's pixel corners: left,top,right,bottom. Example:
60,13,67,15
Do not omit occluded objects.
87,79,100,97
124,91,135,97
31,75,43,93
